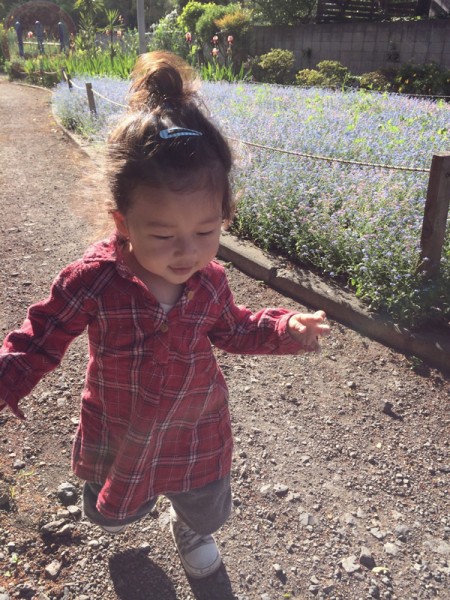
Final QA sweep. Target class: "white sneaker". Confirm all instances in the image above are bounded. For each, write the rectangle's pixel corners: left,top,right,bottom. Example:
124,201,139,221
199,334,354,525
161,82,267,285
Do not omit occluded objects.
99,523,128,534
169,506,222,578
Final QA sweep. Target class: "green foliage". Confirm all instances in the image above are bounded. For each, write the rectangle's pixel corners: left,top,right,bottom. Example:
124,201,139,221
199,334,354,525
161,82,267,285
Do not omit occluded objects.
254,48,295,84
178,1,210,35
5,60,27,81
295,60,358,90
7,43,138,84
148,9,188,58
196,3,236,45
0,24,9,68
251,0,317,25
315,60,351,87
394,62,450,96
296,62,450,96
358,70,392,92
6,56,60,86
200,59,249,81
295,68,326,87
214,8,253,64
76,11,98,53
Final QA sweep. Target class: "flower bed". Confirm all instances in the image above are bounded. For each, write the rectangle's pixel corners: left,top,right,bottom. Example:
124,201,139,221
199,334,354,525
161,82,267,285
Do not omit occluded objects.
52,78,450,326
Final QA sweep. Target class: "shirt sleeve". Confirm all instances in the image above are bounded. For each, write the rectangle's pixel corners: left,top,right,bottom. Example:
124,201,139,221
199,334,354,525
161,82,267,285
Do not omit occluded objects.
0,261,97,417
207,266,306,355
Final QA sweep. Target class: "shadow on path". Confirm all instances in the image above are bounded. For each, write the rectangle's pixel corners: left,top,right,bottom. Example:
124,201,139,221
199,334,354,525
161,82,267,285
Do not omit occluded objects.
109,549,238,599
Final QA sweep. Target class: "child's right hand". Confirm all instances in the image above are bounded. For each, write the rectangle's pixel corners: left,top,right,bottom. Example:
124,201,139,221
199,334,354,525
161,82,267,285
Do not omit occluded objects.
287,310,330,352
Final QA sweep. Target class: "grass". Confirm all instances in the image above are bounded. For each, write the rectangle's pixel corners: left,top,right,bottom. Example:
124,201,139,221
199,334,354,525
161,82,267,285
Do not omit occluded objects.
52,78,450,327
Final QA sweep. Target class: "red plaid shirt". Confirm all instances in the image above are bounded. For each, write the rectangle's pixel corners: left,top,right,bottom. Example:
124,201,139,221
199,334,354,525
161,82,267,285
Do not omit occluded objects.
0,235,304,520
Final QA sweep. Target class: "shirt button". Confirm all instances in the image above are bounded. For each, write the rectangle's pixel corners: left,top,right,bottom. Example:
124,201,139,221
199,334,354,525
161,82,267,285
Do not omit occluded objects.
186,290,195,301
160,323,169,333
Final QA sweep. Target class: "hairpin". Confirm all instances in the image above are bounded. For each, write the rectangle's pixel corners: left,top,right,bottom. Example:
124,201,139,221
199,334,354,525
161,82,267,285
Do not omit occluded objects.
159,127,203,140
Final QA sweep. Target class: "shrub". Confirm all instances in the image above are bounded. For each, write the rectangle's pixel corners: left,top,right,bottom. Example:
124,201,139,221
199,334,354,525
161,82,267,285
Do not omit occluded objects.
296,60,353,89
393,62,450,96
358,70,392,92
214,8,253,66
316,60,352,88
254,48,295,84
6,60,27,80
0,25,9,69
148,9,188,59
295,68,326,87
196,4,235,46
178,1,210,36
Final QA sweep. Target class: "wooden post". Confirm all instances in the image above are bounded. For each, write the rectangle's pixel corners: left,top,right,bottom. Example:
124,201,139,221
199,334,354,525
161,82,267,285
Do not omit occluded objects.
61,68,72,89
85,83,97,116
418,153,450,277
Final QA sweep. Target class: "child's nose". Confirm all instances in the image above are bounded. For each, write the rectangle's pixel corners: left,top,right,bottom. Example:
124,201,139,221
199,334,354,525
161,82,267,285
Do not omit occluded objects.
175,236,197,256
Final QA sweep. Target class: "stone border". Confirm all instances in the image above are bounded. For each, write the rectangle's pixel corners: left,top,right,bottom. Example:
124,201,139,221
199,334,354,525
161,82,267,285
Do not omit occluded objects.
219,232,450,374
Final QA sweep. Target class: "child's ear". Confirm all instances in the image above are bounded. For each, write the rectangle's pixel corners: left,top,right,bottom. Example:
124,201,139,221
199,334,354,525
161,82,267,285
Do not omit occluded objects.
112,211,129,238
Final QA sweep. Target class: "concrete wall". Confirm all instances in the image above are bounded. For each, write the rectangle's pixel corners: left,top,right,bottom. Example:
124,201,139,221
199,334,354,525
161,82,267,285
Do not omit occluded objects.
253,19,450,74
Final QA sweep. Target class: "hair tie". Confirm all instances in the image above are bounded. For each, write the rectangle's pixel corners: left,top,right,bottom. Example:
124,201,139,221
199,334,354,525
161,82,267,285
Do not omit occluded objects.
159,127,202,140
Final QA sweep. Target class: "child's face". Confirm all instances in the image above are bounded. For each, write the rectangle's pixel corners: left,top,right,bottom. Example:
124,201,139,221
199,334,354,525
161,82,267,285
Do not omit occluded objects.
114,185,223,287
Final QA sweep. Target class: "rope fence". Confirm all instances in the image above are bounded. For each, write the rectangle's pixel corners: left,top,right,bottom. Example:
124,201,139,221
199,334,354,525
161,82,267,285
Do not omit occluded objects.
60,71,450,278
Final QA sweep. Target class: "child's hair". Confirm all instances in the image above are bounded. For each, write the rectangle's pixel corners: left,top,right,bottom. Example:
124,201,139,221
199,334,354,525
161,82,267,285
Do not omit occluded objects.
105,51,234,221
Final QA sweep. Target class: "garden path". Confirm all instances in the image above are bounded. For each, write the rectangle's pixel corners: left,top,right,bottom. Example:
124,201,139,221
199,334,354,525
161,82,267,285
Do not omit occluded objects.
0,78,449,600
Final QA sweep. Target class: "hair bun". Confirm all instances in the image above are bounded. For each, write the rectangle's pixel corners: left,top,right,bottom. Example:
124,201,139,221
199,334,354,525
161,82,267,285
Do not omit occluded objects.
128,51,199,112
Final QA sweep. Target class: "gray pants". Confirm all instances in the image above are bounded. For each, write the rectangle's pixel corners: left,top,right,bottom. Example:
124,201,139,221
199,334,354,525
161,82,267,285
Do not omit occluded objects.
83,475,232,535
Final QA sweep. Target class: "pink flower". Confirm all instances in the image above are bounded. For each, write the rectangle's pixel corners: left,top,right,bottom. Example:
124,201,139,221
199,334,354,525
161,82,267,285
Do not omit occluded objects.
212,35,219,45
227,35,234,45
185,32,192,43
211,47,219,57
117,30,123,38
27,31,33,38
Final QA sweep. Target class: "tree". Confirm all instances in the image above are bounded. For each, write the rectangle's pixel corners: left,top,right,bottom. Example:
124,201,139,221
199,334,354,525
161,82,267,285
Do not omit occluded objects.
250,0,317,25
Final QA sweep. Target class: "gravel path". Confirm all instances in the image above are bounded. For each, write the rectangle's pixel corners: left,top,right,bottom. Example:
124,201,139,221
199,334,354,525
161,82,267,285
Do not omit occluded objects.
0,78,449,600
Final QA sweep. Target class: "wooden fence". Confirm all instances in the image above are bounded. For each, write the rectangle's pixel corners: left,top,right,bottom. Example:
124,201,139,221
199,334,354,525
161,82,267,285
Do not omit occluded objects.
316,0,425,22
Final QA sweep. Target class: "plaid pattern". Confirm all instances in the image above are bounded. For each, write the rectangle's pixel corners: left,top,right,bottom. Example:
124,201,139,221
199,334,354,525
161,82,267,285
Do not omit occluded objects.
0,235,302,520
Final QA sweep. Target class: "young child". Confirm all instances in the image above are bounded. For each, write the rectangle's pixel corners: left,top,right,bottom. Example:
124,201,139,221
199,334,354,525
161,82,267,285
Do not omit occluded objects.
0,51,329,579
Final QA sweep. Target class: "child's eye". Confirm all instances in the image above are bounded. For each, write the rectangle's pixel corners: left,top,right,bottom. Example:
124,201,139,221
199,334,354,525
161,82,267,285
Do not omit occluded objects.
197,230,214,236
152,235,172,240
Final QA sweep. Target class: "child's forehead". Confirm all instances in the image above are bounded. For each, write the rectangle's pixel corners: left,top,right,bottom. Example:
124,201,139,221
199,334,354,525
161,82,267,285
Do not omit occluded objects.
130,184,223,214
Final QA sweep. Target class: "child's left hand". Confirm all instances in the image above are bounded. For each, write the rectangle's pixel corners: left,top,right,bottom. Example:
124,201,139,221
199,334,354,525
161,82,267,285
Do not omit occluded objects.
288,310,330,352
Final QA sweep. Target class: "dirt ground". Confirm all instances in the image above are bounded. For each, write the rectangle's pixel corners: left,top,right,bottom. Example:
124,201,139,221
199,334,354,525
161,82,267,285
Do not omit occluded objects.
0,79,449,600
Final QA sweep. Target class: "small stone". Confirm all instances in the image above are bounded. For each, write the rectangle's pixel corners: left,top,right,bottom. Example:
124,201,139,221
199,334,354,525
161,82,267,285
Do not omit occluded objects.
40,519,73,538
395,524,411,540
6,542,16,553
384,542,400,556
45,559,62,580
370,527,386,540
342,555,361,573
369,584,381,598
259,484,272,496
346,381,356,389
0,483,11,511
343,512,357,525
67,505,82,519
360,546,376,570
273,483,289,497
57,482,78,506
273,563,283,574
299,512,316,526
13,459,26,470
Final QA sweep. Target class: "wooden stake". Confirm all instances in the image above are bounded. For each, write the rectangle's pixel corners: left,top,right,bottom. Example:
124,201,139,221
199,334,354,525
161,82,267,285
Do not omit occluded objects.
419,153,450,277
85,82,97,116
